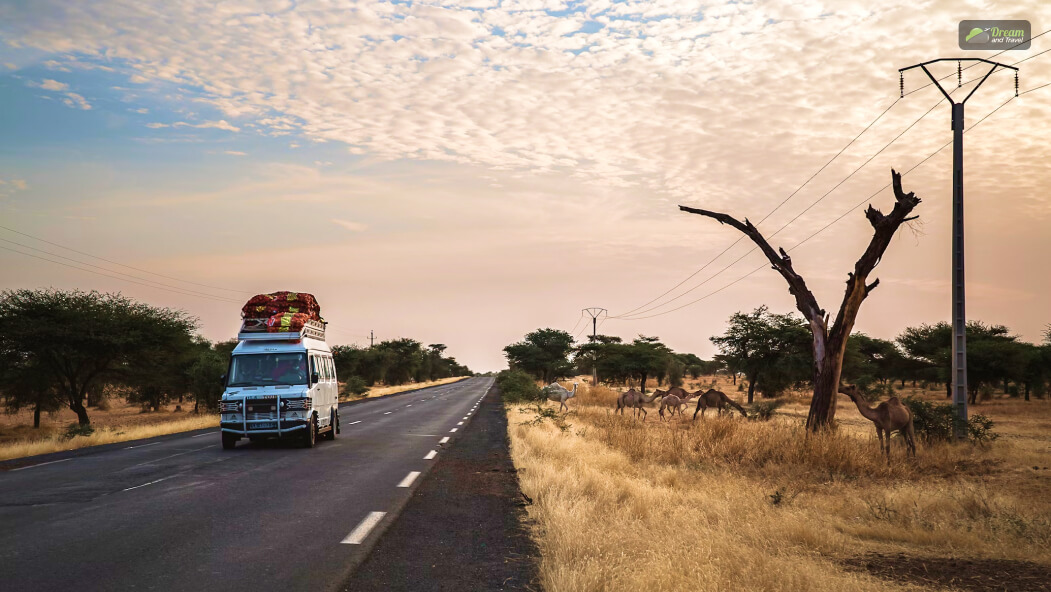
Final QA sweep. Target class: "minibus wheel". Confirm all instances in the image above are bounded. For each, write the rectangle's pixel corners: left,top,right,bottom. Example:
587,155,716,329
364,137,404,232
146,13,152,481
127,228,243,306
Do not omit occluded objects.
324,410,338,441
221,432,238,450
303,415,317,448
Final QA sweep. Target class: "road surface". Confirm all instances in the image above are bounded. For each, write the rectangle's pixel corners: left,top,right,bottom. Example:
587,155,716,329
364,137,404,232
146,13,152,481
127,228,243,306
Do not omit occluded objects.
0,376,493,592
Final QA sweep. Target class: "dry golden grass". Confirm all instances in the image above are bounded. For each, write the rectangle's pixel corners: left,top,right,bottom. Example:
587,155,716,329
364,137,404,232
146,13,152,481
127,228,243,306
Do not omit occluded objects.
509,378,1051,592
352,376,469,400
0,414,219,462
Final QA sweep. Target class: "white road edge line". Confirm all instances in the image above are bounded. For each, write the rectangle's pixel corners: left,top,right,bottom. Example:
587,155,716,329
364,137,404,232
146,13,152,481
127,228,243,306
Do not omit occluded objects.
424,450,437,460
439,437,450,444
122,475,174,492
450,428,458,432
10,458,72,472
342,511,387,545
397,471,421,487
191,432,217,438
457,421,464,425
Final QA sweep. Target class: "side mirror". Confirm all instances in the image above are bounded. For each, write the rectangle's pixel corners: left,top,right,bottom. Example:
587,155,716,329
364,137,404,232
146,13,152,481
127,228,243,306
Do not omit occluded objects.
219,374,227,386
311,372,320,384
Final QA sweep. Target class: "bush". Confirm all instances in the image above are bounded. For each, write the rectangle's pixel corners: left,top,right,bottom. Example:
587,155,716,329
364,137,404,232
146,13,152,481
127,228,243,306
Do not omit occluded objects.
497,369,544,403
748,399,785,421
63,423,95,440
903,397,998,445
342,376,369,398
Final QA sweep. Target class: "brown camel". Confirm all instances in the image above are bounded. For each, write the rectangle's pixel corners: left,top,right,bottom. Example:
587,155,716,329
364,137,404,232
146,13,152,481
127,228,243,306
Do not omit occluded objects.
659,392,698,421
655,386,690,400
615,388,661,420
692,389,747,419
839,384,916,459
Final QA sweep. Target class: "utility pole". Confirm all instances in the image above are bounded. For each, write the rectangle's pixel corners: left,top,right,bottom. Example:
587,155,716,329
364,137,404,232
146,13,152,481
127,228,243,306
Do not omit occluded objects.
370,330,374,348
899,58,1018,440
582,308,607,386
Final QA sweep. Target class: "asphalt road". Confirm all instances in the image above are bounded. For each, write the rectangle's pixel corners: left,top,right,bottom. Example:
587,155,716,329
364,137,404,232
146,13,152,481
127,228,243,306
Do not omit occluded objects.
0,376,494,592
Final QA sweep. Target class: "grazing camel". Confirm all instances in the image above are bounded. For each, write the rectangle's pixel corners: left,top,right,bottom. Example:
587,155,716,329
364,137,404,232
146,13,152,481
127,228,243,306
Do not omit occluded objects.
615,388,661,420
692,389,747,419
659,391,698,421
839,384,916,460
655,386,690,400
544,382,578,412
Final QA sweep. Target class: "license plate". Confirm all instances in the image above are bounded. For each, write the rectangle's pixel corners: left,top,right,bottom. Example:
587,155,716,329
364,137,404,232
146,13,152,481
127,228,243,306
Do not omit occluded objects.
250,422,277,429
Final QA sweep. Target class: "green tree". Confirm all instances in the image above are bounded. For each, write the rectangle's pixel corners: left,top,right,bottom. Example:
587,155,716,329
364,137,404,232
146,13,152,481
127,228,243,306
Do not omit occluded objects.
0,354,62,428
186,344,226,413
0,290,197,425
503,328,575,383
621,336,672,393
710,306,811,403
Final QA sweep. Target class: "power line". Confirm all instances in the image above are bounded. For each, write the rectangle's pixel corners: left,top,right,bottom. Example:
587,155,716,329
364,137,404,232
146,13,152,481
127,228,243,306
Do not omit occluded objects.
0,245,243,303
613,29,1049,321
613,97,903,319
614,94,944,319
614,44,1046,321
614,90,1026,321
0,236,243,303
902,29,1048,97
0,224,252,295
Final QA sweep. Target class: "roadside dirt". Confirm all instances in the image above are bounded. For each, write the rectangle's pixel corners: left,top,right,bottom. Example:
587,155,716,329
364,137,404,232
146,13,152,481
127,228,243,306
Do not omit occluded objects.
341,383,540,591
843,552,1051,591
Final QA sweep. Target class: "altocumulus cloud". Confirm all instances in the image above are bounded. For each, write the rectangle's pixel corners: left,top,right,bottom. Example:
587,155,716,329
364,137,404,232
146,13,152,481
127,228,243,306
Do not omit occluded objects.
1,0,1049,210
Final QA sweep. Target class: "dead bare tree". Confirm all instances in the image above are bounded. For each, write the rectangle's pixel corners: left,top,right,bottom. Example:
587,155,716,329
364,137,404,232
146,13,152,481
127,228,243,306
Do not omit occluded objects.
680,169,920,431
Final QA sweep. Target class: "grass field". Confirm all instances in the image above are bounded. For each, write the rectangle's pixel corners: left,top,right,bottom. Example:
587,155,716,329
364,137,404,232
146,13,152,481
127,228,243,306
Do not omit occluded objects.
508,376,1051,591
0,376,470,462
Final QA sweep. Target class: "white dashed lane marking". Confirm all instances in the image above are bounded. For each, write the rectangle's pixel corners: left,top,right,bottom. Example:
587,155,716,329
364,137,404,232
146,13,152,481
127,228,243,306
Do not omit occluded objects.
457,421,463,426
124,442,161,450
342,512,386,545
439,437,449,444
424,450,437,460
122,475,174,492
349,420,361,425
450,428,458,433
384,411,392,415
191,432,217,438
9,458,71,472
397,471,421,488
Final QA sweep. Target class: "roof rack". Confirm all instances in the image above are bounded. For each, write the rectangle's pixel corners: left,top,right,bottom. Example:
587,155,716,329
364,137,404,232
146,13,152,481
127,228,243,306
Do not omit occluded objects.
238,318,326,342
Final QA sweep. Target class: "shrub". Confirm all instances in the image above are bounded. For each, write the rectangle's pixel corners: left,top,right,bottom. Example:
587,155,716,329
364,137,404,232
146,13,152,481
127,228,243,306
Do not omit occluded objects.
342,376,369,398
903,397,998,445
62,423,95,440
748,399,785,421
497,369,544,403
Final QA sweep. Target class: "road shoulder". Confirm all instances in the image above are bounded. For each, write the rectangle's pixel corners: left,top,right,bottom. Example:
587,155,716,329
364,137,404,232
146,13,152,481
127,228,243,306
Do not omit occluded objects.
341,383,540,591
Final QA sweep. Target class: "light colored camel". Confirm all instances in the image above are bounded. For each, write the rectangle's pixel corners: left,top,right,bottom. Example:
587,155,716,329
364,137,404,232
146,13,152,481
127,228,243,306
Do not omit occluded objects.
659,392,698,421
692,389,747,419
615,388,661,420
544,382,578,412
839,384,916,459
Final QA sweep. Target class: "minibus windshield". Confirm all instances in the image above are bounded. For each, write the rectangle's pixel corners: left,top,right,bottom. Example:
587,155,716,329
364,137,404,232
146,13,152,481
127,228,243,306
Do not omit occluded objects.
227,353,309,387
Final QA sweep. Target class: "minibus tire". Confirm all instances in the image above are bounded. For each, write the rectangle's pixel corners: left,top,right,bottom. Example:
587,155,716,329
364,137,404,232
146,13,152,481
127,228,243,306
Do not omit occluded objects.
221,432,238,450
303,415,317,448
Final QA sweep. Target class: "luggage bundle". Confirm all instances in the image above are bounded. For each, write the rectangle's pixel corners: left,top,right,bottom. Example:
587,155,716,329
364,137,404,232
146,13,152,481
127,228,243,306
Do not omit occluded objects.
241,291,323,334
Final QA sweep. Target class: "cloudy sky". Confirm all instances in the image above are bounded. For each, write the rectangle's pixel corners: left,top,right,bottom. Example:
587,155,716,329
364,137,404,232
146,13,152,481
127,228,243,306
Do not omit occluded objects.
1,0,1049,371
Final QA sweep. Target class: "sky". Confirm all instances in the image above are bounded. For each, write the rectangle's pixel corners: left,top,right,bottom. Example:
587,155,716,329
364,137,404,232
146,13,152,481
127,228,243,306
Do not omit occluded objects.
1,0,1050,372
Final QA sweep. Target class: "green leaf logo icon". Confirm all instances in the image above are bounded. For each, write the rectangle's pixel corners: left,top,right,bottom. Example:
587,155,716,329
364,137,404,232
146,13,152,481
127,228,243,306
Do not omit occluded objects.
966,28,990,43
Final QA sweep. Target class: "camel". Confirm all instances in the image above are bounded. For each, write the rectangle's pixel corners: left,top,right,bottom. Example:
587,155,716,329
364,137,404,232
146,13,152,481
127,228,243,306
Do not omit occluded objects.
544,382,578,412
692,389,747,419
615,388,661,420
839,384,916,460
655,386,690,400
659,391,699,421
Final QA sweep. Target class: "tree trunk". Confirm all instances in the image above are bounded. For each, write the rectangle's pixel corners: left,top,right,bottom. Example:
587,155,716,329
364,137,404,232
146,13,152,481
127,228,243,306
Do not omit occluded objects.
1025,382,1031,402
901,378,906,388
946,380,952,399
640,372,648,393
33,400,41,429
746,373,757,404
732,373,737,385
69,397,90,426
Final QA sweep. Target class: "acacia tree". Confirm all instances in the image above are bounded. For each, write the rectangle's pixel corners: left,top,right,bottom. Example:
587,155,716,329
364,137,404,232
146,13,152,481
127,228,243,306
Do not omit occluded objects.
0,290,197,426
503,329,575,383
681,169,921,431
710,306,810,403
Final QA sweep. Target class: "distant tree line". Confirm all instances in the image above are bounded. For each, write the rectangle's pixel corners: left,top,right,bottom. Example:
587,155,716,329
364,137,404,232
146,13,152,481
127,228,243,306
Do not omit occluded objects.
332,340,471,396
0,289,470,427
503,309,1051,404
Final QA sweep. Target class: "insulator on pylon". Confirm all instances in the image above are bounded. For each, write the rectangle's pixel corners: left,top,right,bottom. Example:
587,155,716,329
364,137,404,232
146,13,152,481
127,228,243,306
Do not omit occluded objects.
1015,71,1019,97
899,72,904,98
957,61,961,88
